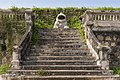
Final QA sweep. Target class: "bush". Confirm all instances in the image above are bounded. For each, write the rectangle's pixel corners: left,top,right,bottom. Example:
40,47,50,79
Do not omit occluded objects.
68,16,86,43
0,63,10,74
113,67,120,75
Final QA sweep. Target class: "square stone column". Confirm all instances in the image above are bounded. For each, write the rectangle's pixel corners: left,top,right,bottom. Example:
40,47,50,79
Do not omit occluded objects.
11,46,21,70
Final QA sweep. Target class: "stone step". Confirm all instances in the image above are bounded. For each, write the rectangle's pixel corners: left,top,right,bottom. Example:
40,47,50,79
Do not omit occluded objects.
9,70,113,76
31,45,88,50
22,65,101,70
39,28,78,32
36,45,87,50
30,47,89,51
39,28,78,30
38,43,83,47
22,60,96,65
39,33,81,37
39,29,79,33
29,49,90,53
24,56,95,60
39,39,84,42
39,36,81,39
39,38,82,41
38,41,84,45
39,34,80,37
39,28,79,33
27,51,92,56
10,75,119,80
39,30,79,34
38,39,83,43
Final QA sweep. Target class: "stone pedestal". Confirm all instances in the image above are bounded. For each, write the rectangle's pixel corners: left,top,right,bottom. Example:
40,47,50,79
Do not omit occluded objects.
11,46,21,70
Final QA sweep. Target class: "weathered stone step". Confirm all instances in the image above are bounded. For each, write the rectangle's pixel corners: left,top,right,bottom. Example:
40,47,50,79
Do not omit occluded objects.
39,39,83,43
39,38,81,40
29,49,90,53
24,56,95,60
39,43,84,47
29,48,90,53
39,36,81,39
22,65,101,70
12,75,119,80
30,47,89,51
39,28,78,30
22,60,96,65
27,51,91,56
38,43,83,47
39,33,80,36
39,30,79,33
9,70,113,76
39,33,81,38
32,45,88,50
30,48,89,53
38,41,84,45
39,33,80,37
39,28,79,33
39,39,84,42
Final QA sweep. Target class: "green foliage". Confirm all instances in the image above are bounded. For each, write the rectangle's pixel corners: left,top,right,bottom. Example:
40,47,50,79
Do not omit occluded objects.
32,7,86,43
113,67,120,75
0,11,27,54
10,6,30,11
37,69,47,76
0,63,10,74
68,16,86,43
10,6,19,11
92,7,120,10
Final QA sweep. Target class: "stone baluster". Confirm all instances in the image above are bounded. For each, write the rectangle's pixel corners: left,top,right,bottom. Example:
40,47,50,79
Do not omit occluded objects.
110,15,112,20
115,15,118,20
98,15,100,20
119,15,120,21
100,15,102,20
104,15,106,21
113,15,115,21
116,15,118,20
93,15,96,20
25,10,33,31
101,15,103,20
95,15,98,20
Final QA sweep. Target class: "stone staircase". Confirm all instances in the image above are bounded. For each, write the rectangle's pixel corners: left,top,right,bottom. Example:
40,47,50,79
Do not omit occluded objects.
9,28,119,80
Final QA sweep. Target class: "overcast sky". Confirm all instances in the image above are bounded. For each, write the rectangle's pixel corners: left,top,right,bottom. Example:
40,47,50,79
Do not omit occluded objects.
0,0,120,8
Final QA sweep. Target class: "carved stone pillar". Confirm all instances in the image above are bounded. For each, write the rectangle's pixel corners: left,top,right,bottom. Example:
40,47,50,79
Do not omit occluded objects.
97,45,111,70
25,10,33,30
11,46,21,70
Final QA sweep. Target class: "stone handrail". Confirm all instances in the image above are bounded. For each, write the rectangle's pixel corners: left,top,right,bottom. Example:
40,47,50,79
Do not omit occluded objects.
87,26,111,70
11,10,33,70
80,10,112,70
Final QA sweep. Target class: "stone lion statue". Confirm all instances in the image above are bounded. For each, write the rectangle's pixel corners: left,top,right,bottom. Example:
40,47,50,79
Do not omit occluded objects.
54,13,69,28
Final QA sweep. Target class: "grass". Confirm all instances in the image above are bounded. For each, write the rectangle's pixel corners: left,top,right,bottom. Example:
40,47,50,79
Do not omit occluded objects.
37,69,47,76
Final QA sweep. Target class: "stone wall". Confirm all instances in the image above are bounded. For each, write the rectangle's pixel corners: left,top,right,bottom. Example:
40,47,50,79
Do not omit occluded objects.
94,31,120,68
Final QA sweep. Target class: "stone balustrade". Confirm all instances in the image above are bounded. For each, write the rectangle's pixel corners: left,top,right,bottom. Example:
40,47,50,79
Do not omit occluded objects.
87,27,111,70
80,10,114,70
3,10,34,70
82,10,120,22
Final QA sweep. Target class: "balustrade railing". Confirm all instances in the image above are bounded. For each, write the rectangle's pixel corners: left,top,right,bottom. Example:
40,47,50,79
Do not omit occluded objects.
2,10,34,70
87,26,111,70
80,10,113,70
84,10,120,21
